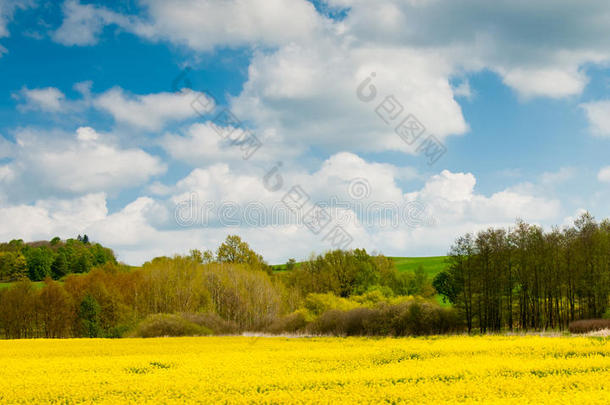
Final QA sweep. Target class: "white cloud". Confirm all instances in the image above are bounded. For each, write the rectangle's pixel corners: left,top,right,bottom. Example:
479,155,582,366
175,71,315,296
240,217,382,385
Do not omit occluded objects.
135,0,327,51
51,0,610,105
232,41,468,154
452,80,474,100
46,0,610,158
406,169,560,225
0,150,565,264
500,67,588,100
52,0,130,46
159,122,291,167
1,126,166,200
14,82,93,113
102,153,559,264
161,123,255,165
326,0,610,99
598,166,610,183
581,100,610,137
0,135,14,158
53,0,327,50
94,88,214,131
15,87,66,112
0,193,108,242
13,84,209,131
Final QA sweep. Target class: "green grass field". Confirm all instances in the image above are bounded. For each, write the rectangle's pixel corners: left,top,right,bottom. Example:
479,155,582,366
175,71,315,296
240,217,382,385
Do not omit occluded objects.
390,256,448,277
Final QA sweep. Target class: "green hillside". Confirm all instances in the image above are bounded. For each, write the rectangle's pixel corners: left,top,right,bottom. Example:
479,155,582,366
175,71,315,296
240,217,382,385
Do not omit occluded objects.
390,256,448,278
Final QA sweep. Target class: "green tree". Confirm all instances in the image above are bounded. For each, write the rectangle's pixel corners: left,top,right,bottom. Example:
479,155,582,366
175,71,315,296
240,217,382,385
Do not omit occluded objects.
0,252,12,280
285,258,297,271
74,253,92,274
78,294,101,338
189,249,203,263
25,247,54,281
51,253,69,280
11,254,27,280
38,279,74,338
216,235,268,272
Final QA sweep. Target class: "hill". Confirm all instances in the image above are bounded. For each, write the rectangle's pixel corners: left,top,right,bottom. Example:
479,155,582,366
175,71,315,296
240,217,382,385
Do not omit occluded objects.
390,256,448,278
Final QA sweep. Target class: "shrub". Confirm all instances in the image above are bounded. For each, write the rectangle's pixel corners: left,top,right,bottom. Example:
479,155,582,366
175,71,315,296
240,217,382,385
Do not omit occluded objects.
130,314,213,338
266,311,307,334
308,299,462,337
303,292,360,317
568,319,610,334
181,312,239,335
309,310,347,336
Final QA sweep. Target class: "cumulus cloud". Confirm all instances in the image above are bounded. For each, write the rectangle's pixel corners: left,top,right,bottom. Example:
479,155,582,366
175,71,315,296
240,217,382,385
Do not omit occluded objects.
0,149,564,264
500,67,588,100
231,41,468,154
47,0,610,156
159,121,293,167
14,81,95,114
0,126,166,200
94,88,214,131
0,193,108,242
405,170,560,225
134,0,327,51
105,153,559,264
324,0,610,99
15,87,67,112
581,100,610,137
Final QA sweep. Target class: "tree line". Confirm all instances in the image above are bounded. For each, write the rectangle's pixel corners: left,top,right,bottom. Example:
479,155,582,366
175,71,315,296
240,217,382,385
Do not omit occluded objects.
3,211,608,339
0,235,440,339
0,236,116,282
433,213,610,332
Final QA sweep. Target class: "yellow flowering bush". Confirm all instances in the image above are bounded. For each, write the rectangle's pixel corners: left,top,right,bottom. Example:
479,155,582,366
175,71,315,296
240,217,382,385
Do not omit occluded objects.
0,335,609,404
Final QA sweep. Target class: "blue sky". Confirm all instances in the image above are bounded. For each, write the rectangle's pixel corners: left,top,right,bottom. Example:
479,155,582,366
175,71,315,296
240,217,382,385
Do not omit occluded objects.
0,0,609,264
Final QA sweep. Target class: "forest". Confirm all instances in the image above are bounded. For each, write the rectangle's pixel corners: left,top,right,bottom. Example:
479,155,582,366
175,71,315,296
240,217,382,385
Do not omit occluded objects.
0,235,116,281
0,213,608,339
433,212,610,332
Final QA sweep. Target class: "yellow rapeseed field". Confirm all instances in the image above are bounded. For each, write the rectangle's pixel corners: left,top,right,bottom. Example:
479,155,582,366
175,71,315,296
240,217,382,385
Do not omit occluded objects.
1,335,609,404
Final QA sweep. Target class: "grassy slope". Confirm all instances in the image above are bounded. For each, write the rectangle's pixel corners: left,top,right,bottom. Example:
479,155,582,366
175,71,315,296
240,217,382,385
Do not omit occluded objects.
390,256,448,278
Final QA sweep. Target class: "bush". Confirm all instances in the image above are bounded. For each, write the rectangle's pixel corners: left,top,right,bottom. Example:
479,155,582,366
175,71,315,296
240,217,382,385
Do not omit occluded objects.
130,314,213,338
309,309,347,336
308,299,462,337
181,312,239,335
568,319,610,334
266,311,307,334
303,293,360,317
